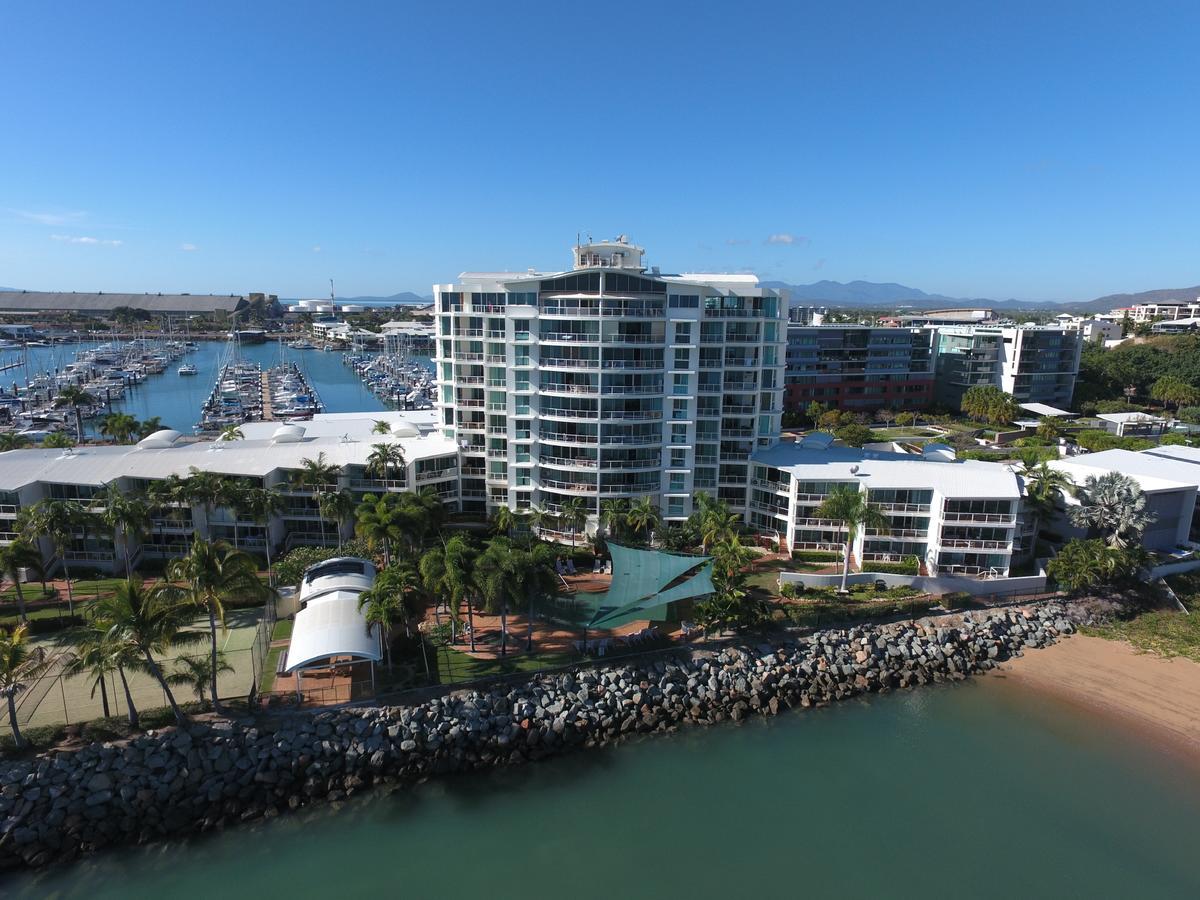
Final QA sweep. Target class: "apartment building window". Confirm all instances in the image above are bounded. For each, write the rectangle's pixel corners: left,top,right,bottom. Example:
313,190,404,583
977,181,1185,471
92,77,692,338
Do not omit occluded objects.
674,322,692,343
673,348,690,370
671,423,688,444
673,373,690,395
669,473,686,492
668,294,699,308
670,449,687,468
667,497,686,517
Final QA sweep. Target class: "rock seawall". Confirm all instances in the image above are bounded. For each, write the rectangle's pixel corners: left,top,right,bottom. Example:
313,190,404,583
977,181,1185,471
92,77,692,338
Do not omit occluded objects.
0,604,1077,869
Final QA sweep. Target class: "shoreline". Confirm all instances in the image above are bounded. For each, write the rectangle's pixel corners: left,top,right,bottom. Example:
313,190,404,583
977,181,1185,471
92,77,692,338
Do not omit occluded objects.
988,634,1200,767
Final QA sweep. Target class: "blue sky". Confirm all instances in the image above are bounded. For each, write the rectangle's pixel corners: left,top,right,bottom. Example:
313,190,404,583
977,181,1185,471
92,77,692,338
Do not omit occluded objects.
2,1,1197,302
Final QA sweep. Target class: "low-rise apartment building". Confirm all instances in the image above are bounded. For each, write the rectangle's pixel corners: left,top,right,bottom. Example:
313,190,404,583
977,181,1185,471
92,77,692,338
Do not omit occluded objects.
747,434,1023,576
0,412,459,575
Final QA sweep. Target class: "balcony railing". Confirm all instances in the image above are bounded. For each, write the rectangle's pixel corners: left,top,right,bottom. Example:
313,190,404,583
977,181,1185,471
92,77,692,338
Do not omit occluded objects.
540,456,600,468
941,512,1015,524
938,539,1011,550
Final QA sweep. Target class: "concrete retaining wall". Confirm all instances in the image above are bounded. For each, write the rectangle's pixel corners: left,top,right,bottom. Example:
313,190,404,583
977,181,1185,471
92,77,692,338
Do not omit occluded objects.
779,569,1048,596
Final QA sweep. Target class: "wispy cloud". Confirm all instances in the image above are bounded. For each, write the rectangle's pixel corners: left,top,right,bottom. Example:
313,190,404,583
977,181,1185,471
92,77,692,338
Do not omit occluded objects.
725,238,750,246
812,257,826,271
765,233,808,246
51,234,122,247
13,209,87,226
312,245,322,253
179,243,199,252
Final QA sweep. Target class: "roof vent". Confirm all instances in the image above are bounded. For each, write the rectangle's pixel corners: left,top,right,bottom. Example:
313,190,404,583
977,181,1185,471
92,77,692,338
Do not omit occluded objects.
271,424,306,444
137,429,182,449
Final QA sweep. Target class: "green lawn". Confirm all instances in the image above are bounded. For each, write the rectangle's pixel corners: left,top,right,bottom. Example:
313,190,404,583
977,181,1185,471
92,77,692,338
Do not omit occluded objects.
271,619,293,641
434,645,575,685
1079,576,1200,662
260,646,284,692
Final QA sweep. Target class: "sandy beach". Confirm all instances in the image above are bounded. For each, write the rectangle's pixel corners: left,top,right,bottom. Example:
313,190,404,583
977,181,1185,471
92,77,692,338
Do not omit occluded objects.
993,634,1200,761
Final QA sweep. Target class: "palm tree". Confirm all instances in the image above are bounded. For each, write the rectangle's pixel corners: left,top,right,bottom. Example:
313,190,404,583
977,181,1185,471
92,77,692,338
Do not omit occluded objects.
167,652,234,706
184,467,229,537
699,504,740,553
357,580,404,672
626,497,660,545
0,540,42,624
420,534,477,650
318,489,355,549
813,486,892,593
18,498,88,615
0,625,55,749
217,478,251,550
365,442,406,483
371,420,393,435
91,483,150,578
1068,472,1156,549
42,432,75,450
1020,461,1074,543
600,498,630,541
242,486,284,584
0,432,29,452
161,539,274,714
99,412,140,444
136,416,165,440
67,628,118,721
292,452,342,545
355,493,404,566
218,424,245,442
53,384,97,442
478,537,558,656
93,579,199,726
491,505,518,538
558,496,589,547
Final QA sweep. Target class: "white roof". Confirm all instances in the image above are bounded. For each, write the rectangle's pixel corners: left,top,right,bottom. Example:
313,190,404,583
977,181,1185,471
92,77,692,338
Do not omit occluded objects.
0,425,458,491
237,409,438,441
1143,445,1200,467
285,590,381,672
751,437,1021,499
1019,402,1075,418
1097,412,1165,424
1049,449,1200,494
299,556,377,604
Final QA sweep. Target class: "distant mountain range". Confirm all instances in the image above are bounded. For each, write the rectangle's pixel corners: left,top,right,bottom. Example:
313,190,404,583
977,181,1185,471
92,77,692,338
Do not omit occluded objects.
760,279,1200,313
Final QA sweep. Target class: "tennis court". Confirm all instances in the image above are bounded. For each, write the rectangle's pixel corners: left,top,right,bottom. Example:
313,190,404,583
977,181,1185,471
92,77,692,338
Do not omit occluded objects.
13,607,266,729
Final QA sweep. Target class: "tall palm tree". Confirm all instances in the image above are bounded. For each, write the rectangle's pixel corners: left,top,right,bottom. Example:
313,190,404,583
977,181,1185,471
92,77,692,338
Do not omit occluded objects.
1068,472,1156,549
91,483,150,578
699,505,740,553
356,571,414,673
160,539,274,714
559,496,589,547
53,384,97,443
0,625,55,749
491,505,518,538
318,489,355,549
184,467,229,538
99,412,140,444
626,497,660,545
355,493,404,566
241,486,284,584
292,452,342,546
67,628,118,721
420,534,477,651
478,537,558,656
600,498,630,541
365,442,407,483
0,540,42,624
1020,461,1074,543
0,432,29,452
813,486,891,593
18,498,88,615
217,478,251,550
93,579,198,725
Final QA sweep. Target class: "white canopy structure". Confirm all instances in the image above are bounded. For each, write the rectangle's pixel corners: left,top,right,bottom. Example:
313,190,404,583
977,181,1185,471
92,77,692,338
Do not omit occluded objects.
298,557,378,607
285,590,382,673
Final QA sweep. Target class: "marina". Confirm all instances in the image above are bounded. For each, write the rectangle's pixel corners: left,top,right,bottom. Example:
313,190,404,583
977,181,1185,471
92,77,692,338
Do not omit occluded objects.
343,352,436,409
0,339,434,439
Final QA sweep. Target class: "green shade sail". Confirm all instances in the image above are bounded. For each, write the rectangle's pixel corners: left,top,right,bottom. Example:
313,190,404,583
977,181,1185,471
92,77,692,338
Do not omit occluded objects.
580,544,713,629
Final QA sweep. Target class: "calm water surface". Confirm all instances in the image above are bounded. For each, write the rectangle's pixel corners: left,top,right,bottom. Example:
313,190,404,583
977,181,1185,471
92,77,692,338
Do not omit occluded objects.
8,679,1200,899
1,341,433,432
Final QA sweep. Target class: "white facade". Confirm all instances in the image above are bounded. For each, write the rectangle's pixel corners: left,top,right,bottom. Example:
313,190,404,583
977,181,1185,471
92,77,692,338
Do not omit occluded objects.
1119,300,1200,323
747,434,1023,577
432,237,786,525
0,413,459,573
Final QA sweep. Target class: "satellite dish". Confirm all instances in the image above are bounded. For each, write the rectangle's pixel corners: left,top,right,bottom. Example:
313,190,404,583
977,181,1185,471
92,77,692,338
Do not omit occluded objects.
850,464,860,474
